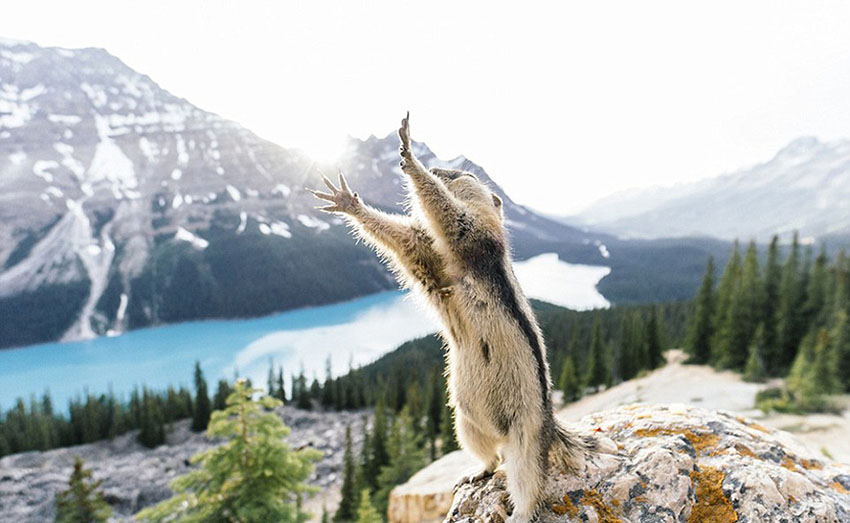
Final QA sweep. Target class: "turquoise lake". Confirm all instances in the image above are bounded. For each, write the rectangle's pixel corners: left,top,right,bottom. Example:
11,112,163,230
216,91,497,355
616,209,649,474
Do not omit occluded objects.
0,253,613,412
0,291,438,410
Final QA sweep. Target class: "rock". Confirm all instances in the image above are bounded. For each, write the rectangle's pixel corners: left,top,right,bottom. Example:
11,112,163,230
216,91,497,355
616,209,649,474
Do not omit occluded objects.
389,450,482,523
424,404,850,522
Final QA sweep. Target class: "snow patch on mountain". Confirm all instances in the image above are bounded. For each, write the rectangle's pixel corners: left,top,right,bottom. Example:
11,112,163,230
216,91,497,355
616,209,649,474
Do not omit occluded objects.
258,221,291,238
0,48,34,64
54,143,85,178
8,151,26,165
32,160,58,182
175,227,209,250
226,184,241,201
86,116,138,199
47,114,82,125
297,214,329,231
62,199,116,341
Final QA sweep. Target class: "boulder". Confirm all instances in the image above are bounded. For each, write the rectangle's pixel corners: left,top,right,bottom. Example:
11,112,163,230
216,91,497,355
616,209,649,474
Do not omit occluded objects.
409,404,850,522
389,450,481,523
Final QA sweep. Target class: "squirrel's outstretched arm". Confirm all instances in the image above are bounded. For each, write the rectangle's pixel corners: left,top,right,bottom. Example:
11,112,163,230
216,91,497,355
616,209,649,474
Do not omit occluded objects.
397,113,467,241
310,173,447,293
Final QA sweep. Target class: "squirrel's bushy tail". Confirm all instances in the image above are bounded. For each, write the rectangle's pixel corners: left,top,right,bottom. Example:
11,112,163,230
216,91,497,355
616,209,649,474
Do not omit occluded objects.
549,421,595,472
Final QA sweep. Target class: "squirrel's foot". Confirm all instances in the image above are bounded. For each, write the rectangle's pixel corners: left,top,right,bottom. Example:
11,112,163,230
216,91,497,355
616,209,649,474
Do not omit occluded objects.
453,468,495,493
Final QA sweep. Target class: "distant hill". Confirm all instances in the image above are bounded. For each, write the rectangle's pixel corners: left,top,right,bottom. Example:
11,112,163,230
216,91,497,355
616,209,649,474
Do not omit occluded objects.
570,136,850,243
0,38,729,349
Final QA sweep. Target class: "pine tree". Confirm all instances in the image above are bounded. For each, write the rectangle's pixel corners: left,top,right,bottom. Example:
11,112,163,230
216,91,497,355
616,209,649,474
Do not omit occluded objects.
717,241,762,370
295,369,311,410
425,369,443,461
743,323,767,382
355,490,382,523
685,257,715,364
362,398,389,490
585,316,610,390
309,377,322,402
355,415,370,496
711,241,742,362
267,359,276,397
138,388,165,448
804,245,830,328
777,233,806,371
832,310,850,392
645,306,664,370
440,398,458,455
55,456,112,523
136,379,321,522
335,425,357,521
761,236,782,371
375,407,427,516
321,356,336,409
558,355,582,403
191,361,211,432
617,314,637,381
276,367,287,404
812,328,840,396
405,380,424,437
786,329,838,411
213,379,231,411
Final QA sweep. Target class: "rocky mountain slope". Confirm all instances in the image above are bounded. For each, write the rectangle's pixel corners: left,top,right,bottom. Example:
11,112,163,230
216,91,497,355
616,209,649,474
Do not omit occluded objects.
572,136,850,242
0,407,365,522
0,38,731,349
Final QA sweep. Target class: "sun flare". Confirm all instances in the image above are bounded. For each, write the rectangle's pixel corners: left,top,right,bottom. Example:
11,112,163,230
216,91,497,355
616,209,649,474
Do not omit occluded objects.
298,134,349,165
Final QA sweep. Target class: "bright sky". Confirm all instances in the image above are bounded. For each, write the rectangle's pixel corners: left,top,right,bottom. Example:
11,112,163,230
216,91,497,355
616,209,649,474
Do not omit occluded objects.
3,1,850,214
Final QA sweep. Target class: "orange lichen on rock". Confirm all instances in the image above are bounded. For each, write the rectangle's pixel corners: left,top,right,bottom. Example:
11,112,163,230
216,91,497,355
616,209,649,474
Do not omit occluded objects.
580,489,621,523
736,416,770,433
634,427,720,455
833,481,849,494
688,466,738,523
734,443,760,460
781,456,797,471
552,494,579,518
800,458,823,470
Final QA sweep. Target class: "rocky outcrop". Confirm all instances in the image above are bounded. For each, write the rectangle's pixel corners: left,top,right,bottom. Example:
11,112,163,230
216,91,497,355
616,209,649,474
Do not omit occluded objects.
388,450,481,523
414,404,850,522
0,407,366,522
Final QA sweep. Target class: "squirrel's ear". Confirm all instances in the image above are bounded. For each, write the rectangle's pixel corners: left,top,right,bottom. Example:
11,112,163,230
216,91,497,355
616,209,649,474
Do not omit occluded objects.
492,194,503,208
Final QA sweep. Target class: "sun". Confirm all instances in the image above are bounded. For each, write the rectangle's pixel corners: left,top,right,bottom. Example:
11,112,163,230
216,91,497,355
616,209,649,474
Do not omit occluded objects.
298,134,350,165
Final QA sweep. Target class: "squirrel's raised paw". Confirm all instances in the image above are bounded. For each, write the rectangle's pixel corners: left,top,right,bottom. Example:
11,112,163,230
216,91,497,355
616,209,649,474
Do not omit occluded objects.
308,171,361,215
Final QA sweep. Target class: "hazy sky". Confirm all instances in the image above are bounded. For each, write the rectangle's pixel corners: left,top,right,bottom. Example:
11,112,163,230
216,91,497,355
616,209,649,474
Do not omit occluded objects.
3,1,850,214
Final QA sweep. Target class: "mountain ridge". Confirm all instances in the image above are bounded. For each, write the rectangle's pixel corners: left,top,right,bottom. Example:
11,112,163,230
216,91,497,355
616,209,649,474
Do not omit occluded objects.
570,135,850,242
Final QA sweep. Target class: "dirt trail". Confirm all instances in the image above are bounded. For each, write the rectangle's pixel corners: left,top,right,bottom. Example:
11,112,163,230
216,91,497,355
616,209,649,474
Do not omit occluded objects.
557,350,850,464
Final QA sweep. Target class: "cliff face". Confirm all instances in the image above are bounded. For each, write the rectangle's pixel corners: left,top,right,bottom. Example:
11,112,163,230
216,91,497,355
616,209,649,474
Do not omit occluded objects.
394,404,850,523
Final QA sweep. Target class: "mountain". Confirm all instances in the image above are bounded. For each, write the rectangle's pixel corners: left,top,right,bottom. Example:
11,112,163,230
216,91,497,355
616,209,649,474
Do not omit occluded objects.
571,137,850,242
0,38,729,349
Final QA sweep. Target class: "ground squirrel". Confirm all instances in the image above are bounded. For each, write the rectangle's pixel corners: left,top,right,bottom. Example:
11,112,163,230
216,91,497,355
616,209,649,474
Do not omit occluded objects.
311,114,587,522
